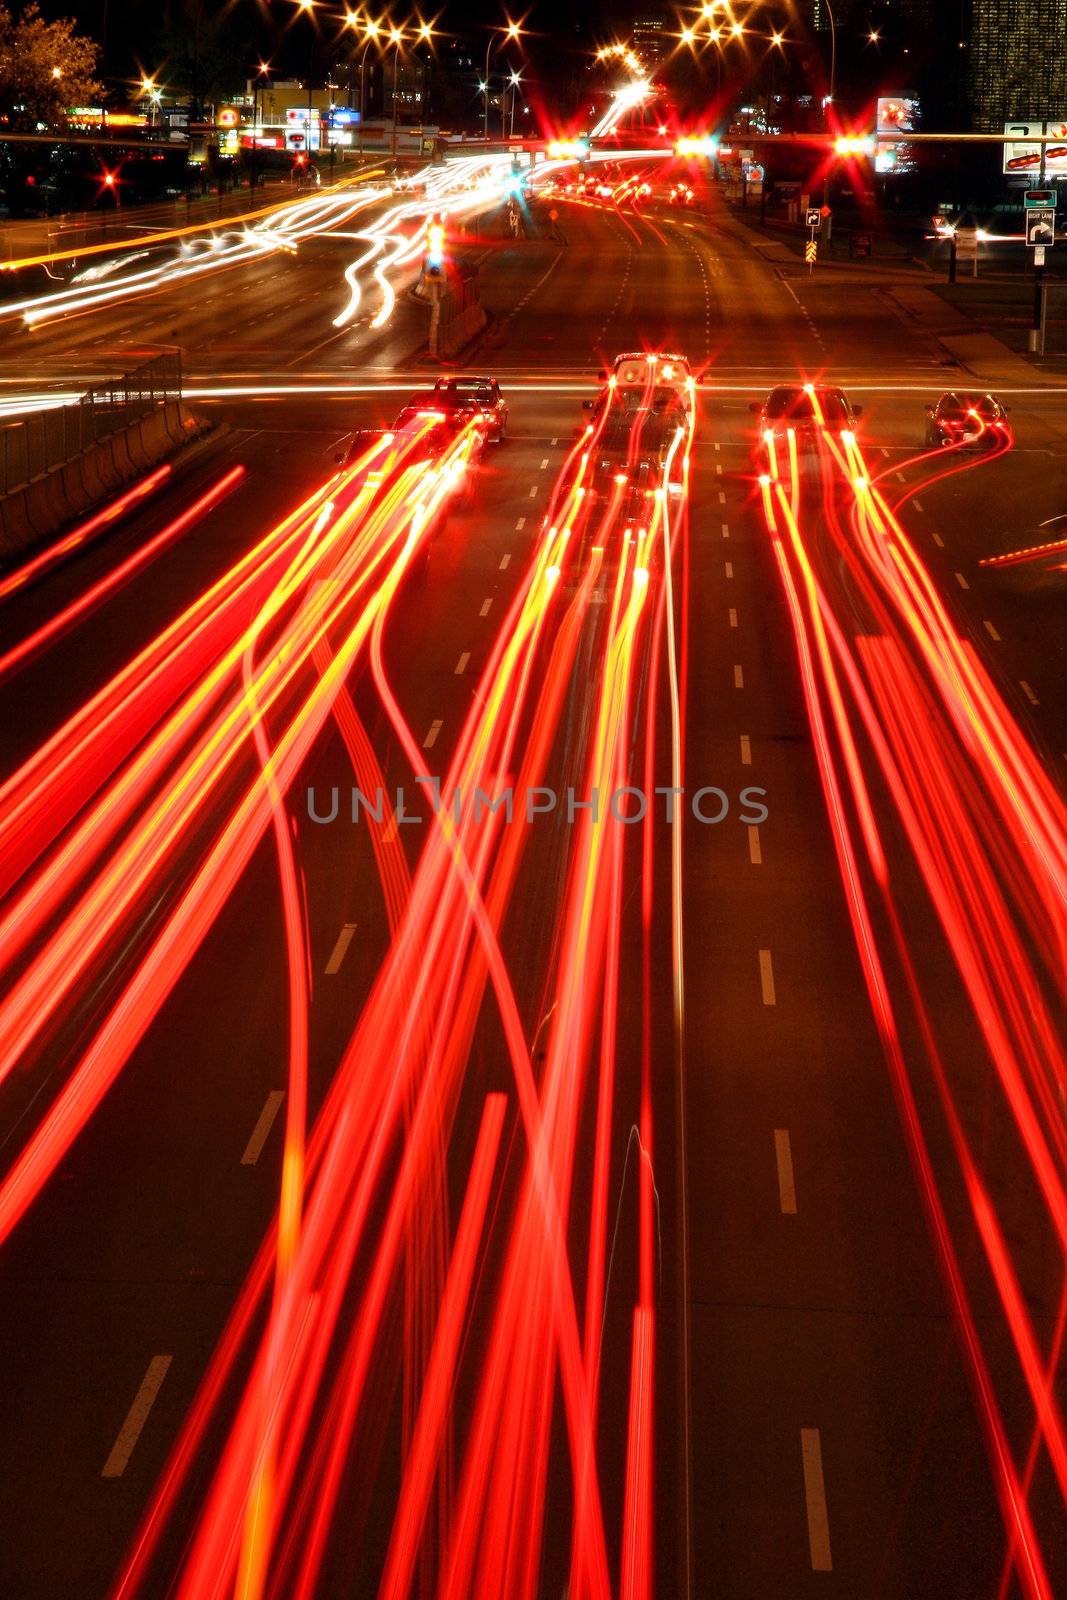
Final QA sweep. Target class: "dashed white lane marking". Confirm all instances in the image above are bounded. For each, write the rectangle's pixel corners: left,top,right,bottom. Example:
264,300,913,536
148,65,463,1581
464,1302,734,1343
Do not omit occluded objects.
540,457,549,469
740,734,752,765
551,436,558,445
880,447,891,459
912,498,924,512
499,554,511,570
733,664,744,689
774,1129,797,1213
423,719,442,749
241,1090,286,1164
714,441,721,451
729,607,738,628
480,598,493,617
800,1429,833,1571
748,824,762,865
515,516,526,531
932,532,945,548
894,472,906,484
1021,680,1039,705
102,1356,172,1478
984,620,1001,641
759,948,777,1007
455,651,470,675
324,922,358,976
718,490,727,505
528,485,537,498
722,522,730,539
715,463,723,475
955,571,970,590
724,561,734,578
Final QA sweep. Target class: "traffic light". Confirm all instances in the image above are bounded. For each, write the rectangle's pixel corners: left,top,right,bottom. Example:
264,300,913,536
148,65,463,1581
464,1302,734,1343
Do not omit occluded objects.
426,214,445,276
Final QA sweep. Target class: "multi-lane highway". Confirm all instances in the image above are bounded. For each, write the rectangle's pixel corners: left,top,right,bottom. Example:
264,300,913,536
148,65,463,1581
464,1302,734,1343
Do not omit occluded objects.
0,159,1065,1600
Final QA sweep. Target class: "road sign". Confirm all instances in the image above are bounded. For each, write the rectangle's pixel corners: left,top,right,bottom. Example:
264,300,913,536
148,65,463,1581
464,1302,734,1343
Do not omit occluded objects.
805,208,820,229
805,239,817,264
1034,244,1047,266
954,227,978,259
1025,189,1057,206
1025,207,1056,246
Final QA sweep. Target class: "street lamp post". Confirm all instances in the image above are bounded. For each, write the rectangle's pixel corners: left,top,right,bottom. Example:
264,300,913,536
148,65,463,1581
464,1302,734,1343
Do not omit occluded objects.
388,27,404,159
356,21,379,155
484,21,521,142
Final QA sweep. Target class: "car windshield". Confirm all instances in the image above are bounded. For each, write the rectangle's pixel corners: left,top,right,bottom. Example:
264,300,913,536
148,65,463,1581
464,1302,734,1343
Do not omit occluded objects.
765,388,850,423
439,381,494,400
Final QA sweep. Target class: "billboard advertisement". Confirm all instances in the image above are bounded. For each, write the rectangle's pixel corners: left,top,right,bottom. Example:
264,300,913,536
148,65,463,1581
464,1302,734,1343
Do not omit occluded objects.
286,106,321,152
1003,121,1067,176
875,96,918,175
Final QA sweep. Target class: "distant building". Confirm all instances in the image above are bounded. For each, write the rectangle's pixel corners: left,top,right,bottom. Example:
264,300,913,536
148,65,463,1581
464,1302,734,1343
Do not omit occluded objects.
968,0,1067,129
631,10,670,71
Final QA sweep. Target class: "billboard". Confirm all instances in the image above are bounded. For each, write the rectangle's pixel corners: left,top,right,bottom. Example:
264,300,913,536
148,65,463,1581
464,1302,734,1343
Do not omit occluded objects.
875,96,918,175
1003,121,1067,176
286,106,321,152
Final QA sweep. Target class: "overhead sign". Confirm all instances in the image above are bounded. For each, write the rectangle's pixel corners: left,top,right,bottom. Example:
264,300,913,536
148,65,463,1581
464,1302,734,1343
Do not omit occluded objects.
1025,189,1057,206
1004,121,1067,176
1025,207,1056,246
805,207,821,228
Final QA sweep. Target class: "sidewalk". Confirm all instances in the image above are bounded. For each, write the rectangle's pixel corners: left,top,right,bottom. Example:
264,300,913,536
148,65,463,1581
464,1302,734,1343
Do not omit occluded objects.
715,209,936,283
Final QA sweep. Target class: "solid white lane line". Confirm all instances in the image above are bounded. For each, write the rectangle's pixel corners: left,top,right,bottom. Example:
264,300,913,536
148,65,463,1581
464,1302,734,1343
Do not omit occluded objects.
1021,680,1039,705
912,498,924,512
499,553,511,570
480,598,493,617
725,561,734,578
324,922,358,975
455,651,470,675
984,619,1001,641
759,948,776,1006
954,571,969,590
733,664,744,689
540,457,549,469
748,824,762,865
515,516,526,530
932,532,944,547
722,522,730,539
740,734,752,766
729,607,738,627
774,1129,797,1213
423,719,443,749
241,1090,286,1164
102,1356,172,1478
800,1429,833,1571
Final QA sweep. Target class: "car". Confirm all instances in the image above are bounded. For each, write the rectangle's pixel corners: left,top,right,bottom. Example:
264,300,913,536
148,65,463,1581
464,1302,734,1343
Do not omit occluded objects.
752,383,861,450
602,351,696,408
339,393,488,484
924,391,1009,449
431,376,508,442
669,182,694,206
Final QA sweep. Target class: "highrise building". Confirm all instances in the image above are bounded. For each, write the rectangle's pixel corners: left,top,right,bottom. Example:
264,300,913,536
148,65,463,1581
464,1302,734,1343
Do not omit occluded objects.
969,0,1067,129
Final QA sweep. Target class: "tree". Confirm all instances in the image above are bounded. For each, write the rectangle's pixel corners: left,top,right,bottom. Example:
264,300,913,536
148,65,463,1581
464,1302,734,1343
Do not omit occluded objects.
0,3,103,128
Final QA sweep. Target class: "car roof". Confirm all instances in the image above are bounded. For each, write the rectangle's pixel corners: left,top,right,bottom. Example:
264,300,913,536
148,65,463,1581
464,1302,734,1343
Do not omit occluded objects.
438,375,496,387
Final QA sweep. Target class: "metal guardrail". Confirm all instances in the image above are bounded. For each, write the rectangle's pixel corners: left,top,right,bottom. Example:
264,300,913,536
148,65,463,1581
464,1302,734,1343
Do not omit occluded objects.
0,351,181,495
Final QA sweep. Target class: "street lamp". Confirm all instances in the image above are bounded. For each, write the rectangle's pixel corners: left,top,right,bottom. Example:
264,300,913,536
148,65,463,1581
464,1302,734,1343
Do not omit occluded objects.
387,25,405,158
294,0,317,165
356,19,380,153
251,61,270,187
484,20,522,141
508,69,521,139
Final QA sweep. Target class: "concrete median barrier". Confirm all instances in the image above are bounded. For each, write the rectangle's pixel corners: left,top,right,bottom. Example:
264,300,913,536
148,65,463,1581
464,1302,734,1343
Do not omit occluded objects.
0,402,211,568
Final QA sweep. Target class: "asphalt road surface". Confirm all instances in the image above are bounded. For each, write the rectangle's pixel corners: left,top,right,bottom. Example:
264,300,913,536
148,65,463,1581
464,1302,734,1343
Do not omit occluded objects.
0,174,1064,1600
